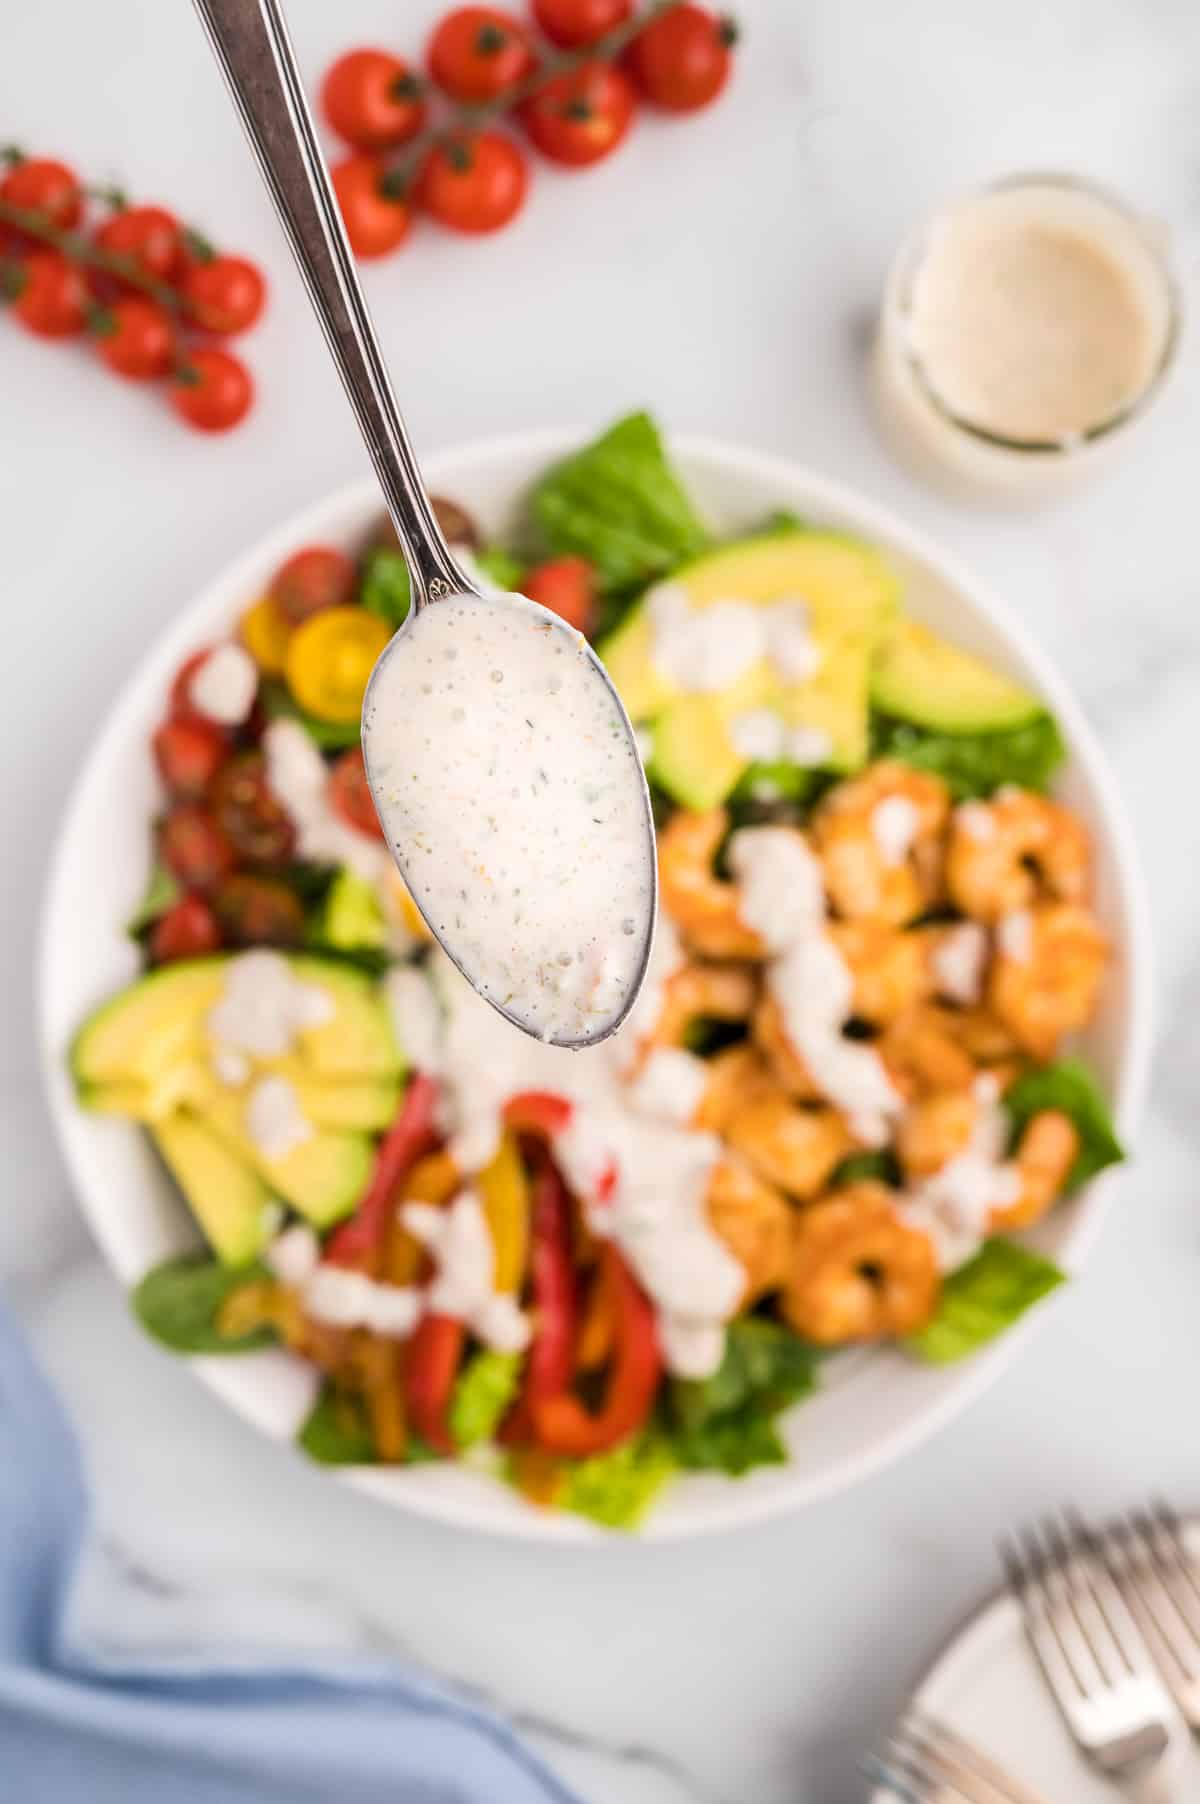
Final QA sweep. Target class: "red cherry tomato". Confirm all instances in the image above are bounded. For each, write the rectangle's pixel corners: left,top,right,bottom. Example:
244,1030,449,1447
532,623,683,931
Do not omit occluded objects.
328,747,384,840
150,894,223,964
208,751,296,867
417,132,527,235
269,546,355,625
180,255,266,336
94,205,182,282
522,62,636,167
428,8,534,103
625,4,735,111
93,295,174,379
522,556,597,633
10,250,88,338
153,717,228,799
169,651,220,725
331,155,412,259
322,48,427,150
159,805,237,893
213,874,305,948
0,156,82,229
531,0,631,48
169,348,254,433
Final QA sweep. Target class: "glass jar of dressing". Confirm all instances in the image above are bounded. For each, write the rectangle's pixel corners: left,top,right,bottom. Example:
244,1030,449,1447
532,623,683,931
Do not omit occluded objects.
872,174,1180,502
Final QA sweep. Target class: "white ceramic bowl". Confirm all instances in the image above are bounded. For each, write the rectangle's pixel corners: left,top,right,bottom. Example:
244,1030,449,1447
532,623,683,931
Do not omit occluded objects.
38,432,1152,1541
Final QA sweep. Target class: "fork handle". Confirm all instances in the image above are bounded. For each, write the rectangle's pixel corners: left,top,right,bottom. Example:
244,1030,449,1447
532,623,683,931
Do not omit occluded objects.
191,0,463,607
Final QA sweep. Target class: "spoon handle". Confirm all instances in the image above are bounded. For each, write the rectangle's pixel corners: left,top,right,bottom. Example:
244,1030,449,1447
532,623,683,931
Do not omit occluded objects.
192,0,465,608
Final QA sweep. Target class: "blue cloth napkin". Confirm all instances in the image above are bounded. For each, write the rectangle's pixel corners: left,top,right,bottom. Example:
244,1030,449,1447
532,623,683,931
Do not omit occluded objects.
0,1296,581,1803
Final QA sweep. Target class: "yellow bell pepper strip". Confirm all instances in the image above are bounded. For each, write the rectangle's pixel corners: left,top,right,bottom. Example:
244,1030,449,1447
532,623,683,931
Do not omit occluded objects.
239,594,292,676
386,1150,461,1284
285,606,392,724
477,1130,530,1295
355,1332,407,1463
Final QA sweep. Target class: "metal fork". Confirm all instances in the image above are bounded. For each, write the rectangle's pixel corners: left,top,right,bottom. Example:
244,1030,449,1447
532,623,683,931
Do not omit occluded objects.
1088,1504,1200,1731
869,1710,1052,1802
1000,1516,1176,1793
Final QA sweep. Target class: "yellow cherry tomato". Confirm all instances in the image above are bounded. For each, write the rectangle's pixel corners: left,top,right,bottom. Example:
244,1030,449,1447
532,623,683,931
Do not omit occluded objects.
239,594,292,676
285,606,391,724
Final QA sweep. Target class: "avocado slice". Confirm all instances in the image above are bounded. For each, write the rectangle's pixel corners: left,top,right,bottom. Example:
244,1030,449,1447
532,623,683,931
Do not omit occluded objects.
314,869,388,954
85,1068,402,1135
870,621,1042,734
650,695,751,812
151,1112,279,1268
288,958,400,1078
202,1087,372,1229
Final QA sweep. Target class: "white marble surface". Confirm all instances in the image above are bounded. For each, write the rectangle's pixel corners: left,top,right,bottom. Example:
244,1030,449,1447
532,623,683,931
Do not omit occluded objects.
3,1,1200,1798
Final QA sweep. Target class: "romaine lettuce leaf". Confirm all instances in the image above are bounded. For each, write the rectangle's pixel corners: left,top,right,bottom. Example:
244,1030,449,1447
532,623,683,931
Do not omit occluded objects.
449,1349,522,1448
871,713,1065,798
132,1254,275,1355
559,1431,677,1530
668,1319,819,1477
1004,1059,1123,1192
473,546,525,592
905,1238,1065,1365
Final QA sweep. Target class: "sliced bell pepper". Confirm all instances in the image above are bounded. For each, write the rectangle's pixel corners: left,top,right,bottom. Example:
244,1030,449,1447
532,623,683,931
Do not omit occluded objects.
501,1158,578,1444
574,1258,615,1373
325,1072,440,1267
477,1130,530,1294
385,1149,461,1284
404,1311,465,1455
532,1247,661,1458
502,1090,574,1138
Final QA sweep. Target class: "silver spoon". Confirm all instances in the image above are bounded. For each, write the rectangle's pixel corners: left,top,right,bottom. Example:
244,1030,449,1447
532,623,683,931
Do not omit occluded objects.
191,0,656,1048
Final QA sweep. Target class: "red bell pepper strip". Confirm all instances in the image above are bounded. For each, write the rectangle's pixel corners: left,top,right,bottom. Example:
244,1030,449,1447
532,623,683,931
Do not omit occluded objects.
404,1311,464,1455
325,1072,440,1267
531,1246,662,1457
502,1090,574,1138
501,1158,579,1444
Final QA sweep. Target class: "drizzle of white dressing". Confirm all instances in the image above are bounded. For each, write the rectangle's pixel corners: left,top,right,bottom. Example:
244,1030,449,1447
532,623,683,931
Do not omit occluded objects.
208,950,334,1077
265,1222,320,1288
263,720,388,883
726,826,826,952
764,599,822,682
871,795,921,866
246,1075,312,1161
956,800,997,843
659,1314,729,1382
785,724,834,767
997,909,1034,963
626,1048,708,1125
730,710,785,763
384,965,444,1074
403,1190,531,1354
362,592,653,1046
303,1264,423,1339
932,922,990,1005
188,642,257,726
900,1074,1022,1271
769,935,905,1147
212,1046,251,1087
646,587,822,693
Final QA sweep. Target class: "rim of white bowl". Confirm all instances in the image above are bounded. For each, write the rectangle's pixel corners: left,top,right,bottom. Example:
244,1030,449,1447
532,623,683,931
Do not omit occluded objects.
38,430,1153,1543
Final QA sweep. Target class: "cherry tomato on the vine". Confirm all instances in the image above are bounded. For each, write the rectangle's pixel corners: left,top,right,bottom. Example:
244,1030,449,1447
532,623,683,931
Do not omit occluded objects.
181,255,266,335
531,0,631,49
270,546,355,625
522,62,636,167
522,556,597,633
328,747,385,839
153,717,228,799
332,155,412,259
95,205,182,282
428,8,535,103
150,894,223,963
417,131,528,235
170,347,254,433
159,805,237,893
0,156,82,229
94,294,174,379
322,48,427,150
208,751,296,868
213,874,305,948
625,5,736,112
9,250,88,338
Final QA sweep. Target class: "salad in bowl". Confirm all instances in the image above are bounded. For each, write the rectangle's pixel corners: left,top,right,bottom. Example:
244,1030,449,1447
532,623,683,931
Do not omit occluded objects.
56,415,1135,1533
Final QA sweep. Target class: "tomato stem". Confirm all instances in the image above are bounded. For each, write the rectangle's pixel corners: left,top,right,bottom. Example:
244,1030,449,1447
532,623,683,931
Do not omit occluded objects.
0,195,188,313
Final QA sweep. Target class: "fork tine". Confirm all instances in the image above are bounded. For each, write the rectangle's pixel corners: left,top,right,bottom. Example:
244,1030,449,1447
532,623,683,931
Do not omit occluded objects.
1122,1512,1200,1679
909,1712,1053,1804
1001,1526,1096,1704
1055,1512,1149,1681
1143,1504,1200,1622
1027,1520,1108,1697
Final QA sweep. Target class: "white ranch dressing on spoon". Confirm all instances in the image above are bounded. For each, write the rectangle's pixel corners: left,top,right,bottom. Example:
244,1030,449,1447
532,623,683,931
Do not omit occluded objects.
362,592,654,1047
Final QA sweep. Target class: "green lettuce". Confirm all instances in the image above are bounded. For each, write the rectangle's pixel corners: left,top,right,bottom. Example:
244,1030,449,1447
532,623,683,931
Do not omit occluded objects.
299,1383,377,1465
830,1149,901,1188
559,1432,677,1530
871,713,1065,799
126,860,182,937
258,680,360,749
531,411,709,595
905,1238,1066,1365
473,546,525,592
668,1319,819,1476
449,1350,523,1449
360,545,411,627
132,1254,276,1355
1004,1059,1123,1192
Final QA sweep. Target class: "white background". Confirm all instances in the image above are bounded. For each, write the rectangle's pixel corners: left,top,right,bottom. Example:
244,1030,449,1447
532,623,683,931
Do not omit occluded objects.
4,2,1200,1799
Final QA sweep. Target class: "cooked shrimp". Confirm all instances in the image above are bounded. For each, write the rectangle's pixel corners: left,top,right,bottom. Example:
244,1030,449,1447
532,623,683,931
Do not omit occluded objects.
878,1006,979,1098
895,1089,979,1178
657,809,766,959
647,960,758,1053
706,1157,793,1305
813,762,951,925
946,789,1091,924
992,1109,1080,1229
697,1045,851,1199
988,901,1108,1060
781,1180,940,1344
752,990,822,1100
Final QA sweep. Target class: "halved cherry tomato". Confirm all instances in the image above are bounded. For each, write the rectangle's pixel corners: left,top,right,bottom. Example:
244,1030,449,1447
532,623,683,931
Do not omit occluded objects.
212,873,305,947
270,546,355,625
169,651,217,726
532,0,631,47
322,48,427,150
332,155,412,259
532,1246,661,1455
10,251,88,338
180,255,266,335
0,157,82,229
417,131,528,235
159,805,236,893
522,555,596,631
329,747,384,840
95,205,181,281
153,717,228,800
150,894,223,963
427,8,534,103
522,62,636,166
239,595,292,676
208,751,295,867
93,295,174,379
625,4,736,112
285,606,391,724
404,1313,465,1454
170,348,254,433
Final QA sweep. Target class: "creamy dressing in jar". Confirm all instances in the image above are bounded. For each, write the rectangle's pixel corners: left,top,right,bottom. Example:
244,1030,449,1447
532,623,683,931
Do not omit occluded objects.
361,593,655,1047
